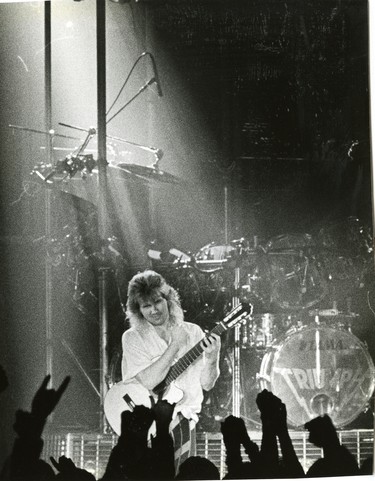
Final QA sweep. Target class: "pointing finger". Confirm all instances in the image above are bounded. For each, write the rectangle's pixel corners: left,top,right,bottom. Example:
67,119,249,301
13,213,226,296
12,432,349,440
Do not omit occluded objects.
56,376,71,400
40,374,51,390
50,456,59,471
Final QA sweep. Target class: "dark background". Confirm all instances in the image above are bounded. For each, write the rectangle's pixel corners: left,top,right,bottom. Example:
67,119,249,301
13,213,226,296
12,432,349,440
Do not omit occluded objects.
0,0,373,463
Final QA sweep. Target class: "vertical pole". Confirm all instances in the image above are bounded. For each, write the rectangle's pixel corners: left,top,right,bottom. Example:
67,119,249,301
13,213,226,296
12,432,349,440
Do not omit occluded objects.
224,185,229,244
224,180,241,416
232,267,241,417
44,1,53,389
225,181,241,416
145,9,157,248
96,0,110,433
369,1,375,267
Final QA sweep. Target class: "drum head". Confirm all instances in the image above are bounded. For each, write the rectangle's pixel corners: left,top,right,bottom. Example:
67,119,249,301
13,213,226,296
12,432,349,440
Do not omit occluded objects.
269,257,328,310
260,326,375,427
194,244,235,271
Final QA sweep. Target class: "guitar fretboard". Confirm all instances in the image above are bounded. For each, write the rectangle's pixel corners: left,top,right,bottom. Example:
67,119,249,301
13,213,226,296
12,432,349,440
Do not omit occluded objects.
152,303,250,397
153,323,226,396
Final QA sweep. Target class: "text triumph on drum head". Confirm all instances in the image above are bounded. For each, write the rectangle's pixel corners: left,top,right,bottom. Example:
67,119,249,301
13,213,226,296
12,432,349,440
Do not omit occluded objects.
274,367,372,391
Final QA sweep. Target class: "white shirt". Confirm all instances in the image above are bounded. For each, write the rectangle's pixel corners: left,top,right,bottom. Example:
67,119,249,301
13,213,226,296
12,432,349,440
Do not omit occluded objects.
121,321,208,421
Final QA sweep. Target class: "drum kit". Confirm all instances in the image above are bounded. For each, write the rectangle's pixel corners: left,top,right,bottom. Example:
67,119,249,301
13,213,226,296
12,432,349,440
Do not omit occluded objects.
19,120,375,430
152,224,375,430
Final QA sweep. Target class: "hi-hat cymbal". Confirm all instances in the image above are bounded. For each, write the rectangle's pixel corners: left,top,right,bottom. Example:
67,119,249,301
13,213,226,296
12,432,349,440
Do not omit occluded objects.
116,163,181,184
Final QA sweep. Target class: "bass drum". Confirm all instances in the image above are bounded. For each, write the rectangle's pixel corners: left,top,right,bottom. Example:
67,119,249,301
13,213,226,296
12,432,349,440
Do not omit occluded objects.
259,325,375,428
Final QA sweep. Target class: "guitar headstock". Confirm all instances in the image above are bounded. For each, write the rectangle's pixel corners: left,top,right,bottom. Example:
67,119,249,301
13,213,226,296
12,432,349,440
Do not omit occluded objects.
222,302,253,329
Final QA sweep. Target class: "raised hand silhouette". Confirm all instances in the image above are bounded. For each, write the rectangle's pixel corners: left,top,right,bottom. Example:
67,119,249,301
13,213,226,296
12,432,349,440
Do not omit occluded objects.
150,396,175,431
50,455,95,480
221,415,260,479
8,374,71,481
120,404,155,442
305,414,359,477
31,375,70,420
221,415,251,446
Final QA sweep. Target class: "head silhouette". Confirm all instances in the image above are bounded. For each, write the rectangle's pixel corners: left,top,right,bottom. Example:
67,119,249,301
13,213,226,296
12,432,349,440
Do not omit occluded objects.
176,456,220,480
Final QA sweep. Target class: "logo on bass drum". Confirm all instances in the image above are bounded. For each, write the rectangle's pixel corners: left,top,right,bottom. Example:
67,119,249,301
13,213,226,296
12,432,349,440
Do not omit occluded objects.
274,367,372,391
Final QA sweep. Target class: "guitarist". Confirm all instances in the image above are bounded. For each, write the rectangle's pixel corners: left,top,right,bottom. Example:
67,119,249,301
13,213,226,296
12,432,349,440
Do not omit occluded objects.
121,270,221,472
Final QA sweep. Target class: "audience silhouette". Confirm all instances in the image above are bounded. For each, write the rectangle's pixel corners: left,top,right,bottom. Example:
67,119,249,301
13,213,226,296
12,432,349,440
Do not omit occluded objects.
101,398,175,480
255,389,305,478
50,456,95,481
359,456,374,475
220,415,259,478
0,365,371,480
175,457,220,480
1,373,70,481
304,414,360,477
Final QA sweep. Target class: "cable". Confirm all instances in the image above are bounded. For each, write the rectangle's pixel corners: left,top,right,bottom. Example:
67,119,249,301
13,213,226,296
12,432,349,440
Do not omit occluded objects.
106,51,149,116
367,290,375,319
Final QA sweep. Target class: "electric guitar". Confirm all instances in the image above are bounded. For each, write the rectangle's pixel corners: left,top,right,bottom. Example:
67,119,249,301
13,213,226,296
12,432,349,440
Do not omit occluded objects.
104,302,252,435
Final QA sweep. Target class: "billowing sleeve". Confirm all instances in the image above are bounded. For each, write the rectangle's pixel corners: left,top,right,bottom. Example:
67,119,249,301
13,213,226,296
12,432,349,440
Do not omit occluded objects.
121,328,154,382
192,323,205,344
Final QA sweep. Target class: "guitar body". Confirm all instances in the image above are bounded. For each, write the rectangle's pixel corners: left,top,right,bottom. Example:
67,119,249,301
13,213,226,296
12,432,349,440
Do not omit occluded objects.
104,302,252,435
104,379,184,436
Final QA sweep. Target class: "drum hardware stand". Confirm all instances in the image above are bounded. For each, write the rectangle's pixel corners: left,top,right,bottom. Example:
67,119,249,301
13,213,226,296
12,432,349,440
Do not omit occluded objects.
232,265,242,417
222,181,243,417
313,314,323,391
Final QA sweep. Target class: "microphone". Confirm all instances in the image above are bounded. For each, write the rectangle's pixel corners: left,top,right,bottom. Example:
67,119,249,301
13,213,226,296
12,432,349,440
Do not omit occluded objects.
149,53,163,97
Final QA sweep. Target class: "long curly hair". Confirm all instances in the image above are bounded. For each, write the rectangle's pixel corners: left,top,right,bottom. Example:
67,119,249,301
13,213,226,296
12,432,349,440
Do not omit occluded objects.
126,270,184,328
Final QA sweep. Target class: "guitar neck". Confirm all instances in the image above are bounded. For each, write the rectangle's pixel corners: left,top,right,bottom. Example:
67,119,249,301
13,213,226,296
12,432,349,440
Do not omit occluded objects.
153,322,225,396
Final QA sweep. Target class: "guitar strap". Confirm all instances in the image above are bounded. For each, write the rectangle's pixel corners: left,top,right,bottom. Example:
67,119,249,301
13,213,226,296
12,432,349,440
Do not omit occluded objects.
170,413,197,474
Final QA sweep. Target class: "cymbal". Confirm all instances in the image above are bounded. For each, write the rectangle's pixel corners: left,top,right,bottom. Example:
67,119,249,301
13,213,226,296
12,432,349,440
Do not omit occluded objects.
32,160,180,206
116,163,181,184
32,164,147,206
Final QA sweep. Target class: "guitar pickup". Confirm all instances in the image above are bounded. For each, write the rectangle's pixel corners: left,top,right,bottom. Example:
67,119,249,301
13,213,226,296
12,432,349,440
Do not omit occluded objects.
123,393,136,411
